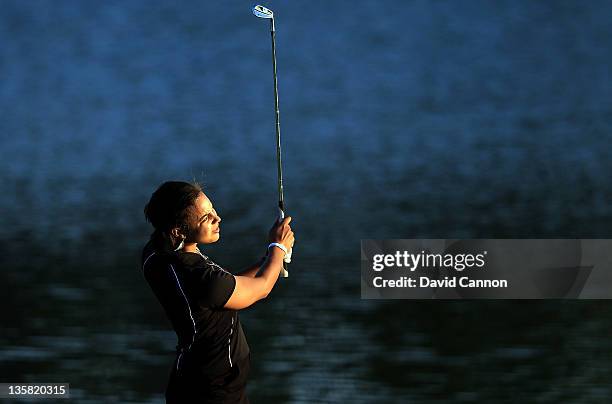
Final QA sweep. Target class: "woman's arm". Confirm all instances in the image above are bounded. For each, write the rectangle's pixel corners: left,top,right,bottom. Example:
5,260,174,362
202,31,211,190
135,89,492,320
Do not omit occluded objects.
224,217,294,310
235,256,266,278
224,248,286,309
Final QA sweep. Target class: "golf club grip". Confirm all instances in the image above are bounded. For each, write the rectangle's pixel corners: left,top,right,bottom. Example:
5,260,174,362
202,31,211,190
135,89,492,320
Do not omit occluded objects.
278,207,289,277
281,262,289,278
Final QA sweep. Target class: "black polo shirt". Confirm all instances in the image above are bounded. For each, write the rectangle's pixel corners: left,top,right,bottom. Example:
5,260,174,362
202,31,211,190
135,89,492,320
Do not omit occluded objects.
142,241,250,378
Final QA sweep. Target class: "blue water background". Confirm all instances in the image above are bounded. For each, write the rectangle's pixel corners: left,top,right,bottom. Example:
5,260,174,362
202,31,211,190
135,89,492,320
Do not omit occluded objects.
1,1,612,402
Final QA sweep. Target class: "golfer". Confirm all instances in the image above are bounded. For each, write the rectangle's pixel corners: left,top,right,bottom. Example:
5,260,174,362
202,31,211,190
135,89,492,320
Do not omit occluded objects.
141,181,295,403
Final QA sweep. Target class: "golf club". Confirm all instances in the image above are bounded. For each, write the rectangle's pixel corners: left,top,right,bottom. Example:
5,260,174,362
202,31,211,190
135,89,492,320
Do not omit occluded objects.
252,4,291,277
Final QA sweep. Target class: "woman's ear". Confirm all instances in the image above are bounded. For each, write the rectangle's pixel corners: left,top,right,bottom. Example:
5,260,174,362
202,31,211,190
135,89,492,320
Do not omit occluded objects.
170,227,186,252
170,227,186,240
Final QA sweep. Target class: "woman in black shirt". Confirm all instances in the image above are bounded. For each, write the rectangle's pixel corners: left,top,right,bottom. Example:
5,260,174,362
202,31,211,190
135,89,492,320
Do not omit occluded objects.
142,181,294,403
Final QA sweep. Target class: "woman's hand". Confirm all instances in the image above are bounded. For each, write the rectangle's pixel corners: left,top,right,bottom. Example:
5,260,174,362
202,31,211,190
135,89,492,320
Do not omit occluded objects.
224,216,296,310
269,216,295,250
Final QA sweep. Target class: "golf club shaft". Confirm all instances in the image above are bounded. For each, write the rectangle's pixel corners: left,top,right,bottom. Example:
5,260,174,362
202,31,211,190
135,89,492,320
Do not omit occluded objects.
271,20,283,211
270,19,289,277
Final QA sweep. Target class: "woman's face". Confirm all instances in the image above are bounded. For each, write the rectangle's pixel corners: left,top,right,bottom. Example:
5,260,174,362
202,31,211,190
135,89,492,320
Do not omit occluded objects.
189,192,221,244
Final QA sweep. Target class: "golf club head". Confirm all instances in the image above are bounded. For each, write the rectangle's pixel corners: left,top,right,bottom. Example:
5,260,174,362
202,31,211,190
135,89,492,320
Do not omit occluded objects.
252,5,274,19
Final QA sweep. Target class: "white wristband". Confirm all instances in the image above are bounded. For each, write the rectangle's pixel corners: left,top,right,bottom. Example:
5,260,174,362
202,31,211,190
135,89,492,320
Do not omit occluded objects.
268,242,288,255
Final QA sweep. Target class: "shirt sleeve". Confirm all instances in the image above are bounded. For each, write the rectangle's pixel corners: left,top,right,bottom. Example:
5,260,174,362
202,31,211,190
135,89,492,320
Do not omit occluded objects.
197,264,236,309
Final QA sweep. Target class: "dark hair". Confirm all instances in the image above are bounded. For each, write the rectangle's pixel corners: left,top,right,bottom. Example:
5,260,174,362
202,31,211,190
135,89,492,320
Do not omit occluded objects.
144,181,203,251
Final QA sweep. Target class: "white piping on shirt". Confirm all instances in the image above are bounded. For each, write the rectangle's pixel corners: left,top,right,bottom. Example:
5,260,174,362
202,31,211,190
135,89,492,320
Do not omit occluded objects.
168,264,197,371
142,252,197,371
228,316,234,367
143,252,156,269
197,251,235,368
196,250,232,275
